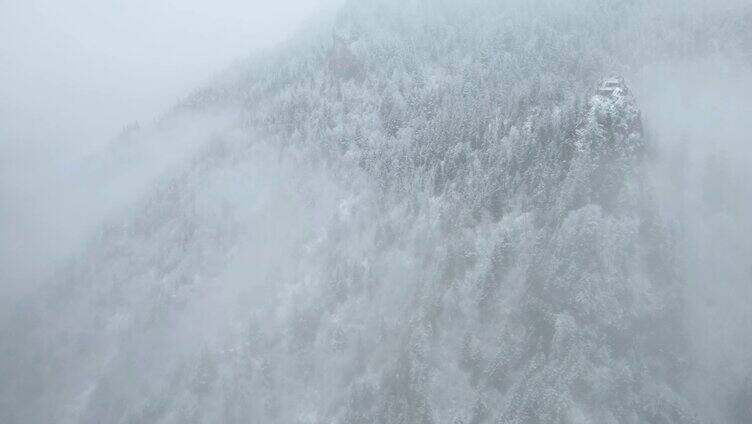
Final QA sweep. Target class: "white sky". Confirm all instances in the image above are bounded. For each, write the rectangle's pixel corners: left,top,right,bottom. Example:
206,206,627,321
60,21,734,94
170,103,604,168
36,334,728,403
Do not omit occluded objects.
0,0,340,151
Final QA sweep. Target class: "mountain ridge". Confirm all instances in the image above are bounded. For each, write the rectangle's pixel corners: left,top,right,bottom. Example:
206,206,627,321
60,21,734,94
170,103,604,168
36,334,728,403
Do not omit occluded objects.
2,1,751,423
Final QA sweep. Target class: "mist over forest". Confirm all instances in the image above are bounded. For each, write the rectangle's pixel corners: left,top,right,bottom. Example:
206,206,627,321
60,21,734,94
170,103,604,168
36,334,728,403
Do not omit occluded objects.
1,1,751,423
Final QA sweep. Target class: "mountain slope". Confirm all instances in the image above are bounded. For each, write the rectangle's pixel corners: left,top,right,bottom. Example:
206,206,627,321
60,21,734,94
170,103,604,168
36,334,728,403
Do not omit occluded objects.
2,1,751,423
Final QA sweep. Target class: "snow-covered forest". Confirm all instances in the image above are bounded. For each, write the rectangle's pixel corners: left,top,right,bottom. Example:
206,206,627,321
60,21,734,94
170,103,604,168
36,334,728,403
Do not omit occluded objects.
1,0,751,423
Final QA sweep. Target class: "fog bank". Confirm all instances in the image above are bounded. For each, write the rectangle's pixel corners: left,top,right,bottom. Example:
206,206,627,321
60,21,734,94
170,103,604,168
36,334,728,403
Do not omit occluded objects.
636,57,752,422
0,0,341,306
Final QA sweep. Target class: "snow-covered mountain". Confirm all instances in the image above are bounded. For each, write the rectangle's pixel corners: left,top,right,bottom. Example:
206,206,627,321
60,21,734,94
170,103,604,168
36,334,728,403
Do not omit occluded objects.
2,1,751,423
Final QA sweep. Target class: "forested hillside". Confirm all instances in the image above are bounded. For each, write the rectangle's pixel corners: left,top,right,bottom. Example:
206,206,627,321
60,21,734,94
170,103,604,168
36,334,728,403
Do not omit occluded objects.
2,0,751,423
